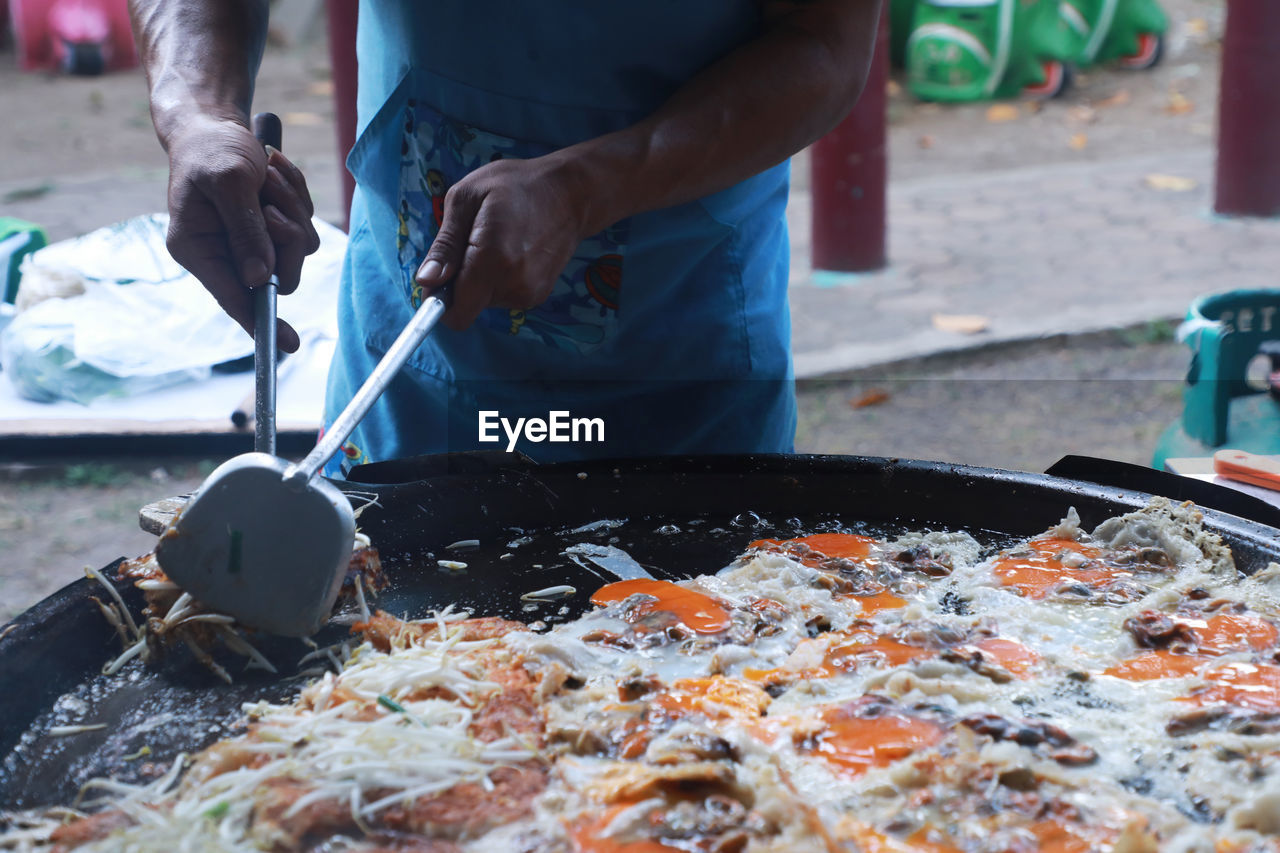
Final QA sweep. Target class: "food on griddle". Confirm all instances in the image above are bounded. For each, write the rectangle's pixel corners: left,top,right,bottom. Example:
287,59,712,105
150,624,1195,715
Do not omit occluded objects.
8,498,1280,851
90,536,385,683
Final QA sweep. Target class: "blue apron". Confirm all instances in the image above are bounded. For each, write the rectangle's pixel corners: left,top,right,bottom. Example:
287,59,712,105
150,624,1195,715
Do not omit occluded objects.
322,1,796,475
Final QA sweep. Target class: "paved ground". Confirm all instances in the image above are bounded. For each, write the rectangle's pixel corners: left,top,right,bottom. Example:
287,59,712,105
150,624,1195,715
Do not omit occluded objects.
0,46,345,234
788,147,1277,375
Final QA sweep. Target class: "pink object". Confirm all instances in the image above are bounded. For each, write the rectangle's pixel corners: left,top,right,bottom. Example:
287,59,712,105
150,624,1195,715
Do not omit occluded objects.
11,0,137,73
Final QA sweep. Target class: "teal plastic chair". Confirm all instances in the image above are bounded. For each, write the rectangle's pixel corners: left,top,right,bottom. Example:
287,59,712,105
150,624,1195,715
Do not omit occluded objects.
1153,289,1280,467
0,218,47,304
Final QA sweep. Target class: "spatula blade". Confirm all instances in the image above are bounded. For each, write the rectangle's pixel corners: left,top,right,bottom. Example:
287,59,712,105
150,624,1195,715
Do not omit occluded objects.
155,453,356,637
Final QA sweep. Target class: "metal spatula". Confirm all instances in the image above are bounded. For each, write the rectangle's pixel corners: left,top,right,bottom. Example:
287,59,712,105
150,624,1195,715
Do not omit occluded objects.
155,113,452,637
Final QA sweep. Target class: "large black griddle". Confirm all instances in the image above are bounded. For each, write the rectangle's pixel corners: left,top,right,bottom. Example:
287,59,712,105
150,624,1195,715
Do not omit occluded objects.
3,453,1280,810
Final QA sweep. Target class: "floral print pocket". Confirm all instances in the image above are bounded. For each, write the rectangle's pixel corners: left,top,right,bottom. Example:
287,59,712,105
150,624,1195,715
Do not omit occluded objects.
395,100,627,354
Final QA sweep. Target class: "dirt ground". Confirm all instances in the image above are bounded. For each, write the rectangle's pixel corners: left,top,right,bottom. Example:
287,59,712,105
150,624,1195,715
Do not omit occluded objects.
0,461,208,621
0,36,339,225
0,0,1227,620
795,326,1186,465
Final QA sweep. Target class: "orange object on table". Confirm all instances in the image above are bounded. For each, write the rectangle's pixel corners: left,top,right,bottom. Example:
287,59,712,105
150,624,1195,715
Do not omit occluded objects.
1213,449,1280,492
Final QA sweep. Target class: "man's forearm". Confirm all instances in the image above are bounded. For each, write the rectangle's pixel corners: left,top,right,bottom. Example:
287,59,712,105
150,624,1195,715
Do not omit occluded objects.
558,0,882,235
129,0,270,148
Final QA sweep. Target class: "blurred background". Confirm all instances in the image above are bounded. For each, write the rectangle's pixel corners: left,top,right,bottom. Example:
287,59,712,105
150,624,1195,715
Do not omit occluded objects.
4,0,1277,618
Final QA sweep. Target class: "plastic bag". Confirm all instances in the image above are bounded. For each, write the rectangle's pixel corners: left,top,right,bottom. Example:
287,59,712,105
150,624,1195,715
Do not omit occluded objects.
0,213,346,405
0,297,209,404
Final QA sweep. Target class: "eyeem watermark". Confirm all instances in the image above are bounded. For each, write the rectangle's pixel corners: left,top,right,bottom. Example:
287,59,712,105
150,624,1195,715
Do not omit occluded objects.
478,411,605,452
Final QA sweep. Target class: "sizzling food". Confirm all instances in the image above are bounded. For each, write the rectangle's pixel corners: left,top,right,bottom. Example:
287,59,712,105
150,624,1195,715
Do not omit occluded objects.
6,498,1280,852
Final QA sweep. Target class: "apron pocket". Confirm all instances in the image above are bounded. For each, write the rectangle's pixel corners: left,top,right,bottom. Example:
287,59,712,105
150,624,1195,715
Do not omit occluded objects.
396,101,627,355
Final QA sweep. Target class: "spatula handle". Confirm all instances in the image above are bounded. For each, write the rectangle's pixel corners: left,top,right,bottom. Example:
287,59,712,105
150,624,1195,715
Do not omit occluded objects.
285,288,451,487
252,112,282,456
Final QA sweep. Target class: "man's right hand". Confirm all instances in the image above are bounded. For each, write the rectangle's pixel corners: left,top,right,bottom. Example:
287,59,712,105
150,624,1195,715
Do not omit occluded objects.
163,115,320,352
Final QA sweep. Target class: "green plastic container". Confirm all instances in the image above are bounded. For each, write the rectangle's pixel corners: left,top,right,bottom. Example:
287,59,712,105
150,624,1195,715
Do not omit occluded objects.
1153,290,1280,469
0,218,47,304
905,0,1080,102
1058,0,1167,69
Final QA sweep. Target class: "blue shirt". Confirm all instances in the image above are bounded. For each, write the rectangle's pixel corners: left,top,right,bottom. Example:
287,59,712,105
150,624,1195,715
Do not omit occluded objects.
323,0,796,474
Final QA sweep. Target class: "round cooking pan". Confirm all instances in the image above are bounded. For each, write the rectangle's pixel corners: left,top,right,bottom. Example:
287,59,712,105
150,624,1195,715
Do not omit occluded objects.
3,453,1279,810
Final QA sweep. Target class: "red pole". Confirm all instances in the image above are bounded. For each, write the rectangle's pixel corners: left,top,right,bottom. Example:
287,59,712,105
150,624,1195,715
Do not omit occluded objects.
810,4,889,272
326,0,358,230
1215,0,1280,218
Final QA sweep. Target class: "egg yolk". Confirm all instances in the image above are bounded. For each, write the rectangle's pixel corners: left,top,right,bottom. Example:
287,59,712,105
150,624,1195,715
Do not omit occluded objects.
742,630,927,684
1103,612,1279,682
1187,612,1279,654
972,636,1041,676
828,631,1037,678
1029,817,1119,853
750,533,880,564
1193,662,1280,712
591,579,731,634
825,631,935,671
811,710,947,778
747,629,1037,685
649,676,771,724
992,537,1122,599
1104,650,1212,681
846,587,908,614
569,805,683,853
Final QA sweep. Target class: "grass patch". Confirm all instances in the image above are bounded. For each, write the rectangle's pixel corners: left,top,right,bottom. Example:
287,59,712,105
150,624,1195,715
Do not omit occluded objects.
1118,319,1179,347
60,463,129,488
